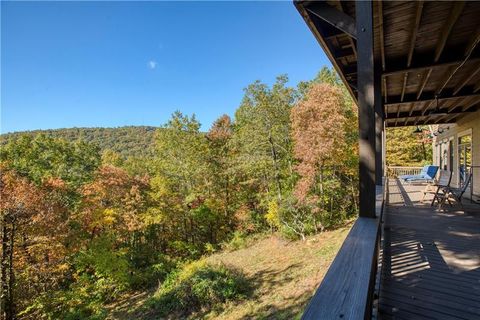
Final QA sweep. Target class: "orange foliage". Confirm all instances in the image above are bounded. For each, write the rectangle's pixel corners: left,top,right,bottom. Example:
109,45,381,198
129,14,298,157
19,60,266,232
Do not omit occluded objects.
290,84,348,202
80,165,149,237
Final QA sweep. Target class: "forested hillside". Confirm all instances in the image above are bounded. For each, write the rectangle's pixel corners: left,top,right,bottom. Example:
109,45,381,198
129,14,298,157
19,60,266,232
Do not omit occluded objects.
1,67,428,320
1,126,157,158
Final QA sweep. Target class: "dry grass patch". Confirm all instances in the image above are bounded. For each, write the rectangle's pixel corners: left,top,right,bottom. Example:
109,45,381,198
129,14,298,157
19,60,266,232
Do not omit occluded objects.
203,223,352,320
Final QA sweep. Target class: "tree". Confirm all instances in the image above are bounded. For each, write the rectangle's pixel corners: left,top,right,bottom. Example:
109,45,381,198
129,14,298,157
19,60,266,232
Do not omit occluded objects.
152,112,211,251
0,134,100,190
290,82,358,232
1,168,70,320
232,75,295,218
205,115,236,237
386,126,433,166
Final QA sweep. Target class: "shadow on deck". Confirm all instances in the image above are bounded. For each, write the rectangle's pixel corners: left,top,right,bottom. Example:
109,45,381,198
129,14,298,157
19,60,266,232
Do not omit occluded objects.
379,179,480,320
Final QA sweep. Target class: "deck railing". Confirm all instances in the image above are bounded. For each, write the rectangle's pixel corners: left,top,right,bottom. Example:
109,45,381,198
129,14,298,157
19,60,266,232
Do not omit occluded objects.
301,183,385,320
387,166,423,178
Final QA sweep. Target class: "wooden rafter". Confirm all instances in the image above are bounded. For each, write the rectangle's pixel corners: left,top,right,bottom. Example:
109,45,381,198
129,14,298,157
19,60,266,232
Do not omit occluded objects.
420,100,434,116
399,1,423,108
453,64,480,95
474,82,480,93
427,2,465,98
407,1,424,67
383,77,388,104
462,97,480,112
378,0,386,71
293,1,358,104
465,25,480,57
435,65,455,95
407,103,415,116
405,103,415,125
306,3,357,40
416,68,432,99
447,96,469,112
434,1,465,62
400,73,408,102
338,1,357,60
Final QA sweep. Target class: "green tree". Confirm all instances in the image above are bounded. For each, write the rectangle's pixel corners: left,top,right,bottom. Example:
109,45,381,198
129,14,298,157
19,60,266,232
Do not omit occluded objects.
0,134,100,189
231,75,295,223
386,126,432,166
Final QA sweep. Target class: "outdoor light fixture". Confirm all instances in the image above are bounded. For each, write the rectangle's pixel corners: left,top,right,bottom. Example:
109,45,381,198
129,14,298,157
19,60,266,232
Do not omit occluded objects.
431,126,450,137
413,126,423,134
430,94,448,116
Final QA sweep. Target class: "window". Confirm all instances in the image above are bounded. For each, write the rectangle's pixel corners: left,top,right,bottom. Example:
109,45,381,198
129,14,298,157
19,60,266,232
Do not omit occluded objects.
458,134,472,188
448,139,454,172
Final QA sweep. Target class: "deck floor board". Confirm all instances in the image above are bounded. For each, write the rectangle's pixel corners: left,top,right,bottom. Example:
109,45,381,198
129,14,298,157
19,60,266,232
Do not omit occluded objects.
378,179,480,320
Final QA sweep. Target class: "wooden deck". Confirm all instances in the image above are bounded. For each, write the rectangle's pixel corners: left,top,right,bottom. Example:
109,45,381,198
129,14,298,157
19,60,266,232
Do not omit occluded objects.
378,179,480,320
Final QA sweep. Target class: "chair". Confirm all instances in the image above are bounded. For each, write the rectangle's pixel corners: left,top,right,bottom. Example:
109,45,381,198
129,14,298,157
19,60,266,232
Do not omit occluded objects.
421,170,452,209
443,171,472,209
400,165,439,183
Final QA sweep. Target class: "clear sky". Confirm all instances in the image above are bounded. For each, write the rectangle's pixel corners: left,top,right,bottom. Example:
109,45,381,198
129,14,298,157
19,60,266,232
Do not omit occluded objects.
1,1,330,133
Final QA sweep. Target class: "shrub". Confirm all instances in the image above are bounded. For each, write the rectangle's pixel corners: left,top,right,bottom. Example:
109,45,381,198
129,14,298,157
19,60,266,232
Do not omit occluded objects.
277,196,317,240
150,260,250,316
222,230,248,251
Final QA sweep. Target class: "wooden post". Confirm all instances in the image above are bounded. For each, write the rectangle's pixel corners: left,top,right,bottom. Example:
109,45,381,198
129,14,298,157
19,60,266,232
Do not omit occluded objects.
375,62,384,186
356,0,377,218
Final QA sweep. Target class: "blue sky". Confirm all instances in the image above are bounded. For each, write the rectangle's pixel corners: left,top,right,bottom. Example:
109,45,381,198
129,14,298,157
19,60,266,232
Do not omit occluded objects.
1,1,330,133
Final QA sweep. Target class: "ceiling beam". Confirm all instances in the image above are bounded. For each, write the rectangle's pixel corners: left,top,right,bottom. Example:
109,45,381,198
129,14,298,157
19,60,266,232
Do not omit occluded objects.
434,1,465,62
306,2,357,39
382,57,480,77
385,92,480,107
386,109,477,120
387,116,457,127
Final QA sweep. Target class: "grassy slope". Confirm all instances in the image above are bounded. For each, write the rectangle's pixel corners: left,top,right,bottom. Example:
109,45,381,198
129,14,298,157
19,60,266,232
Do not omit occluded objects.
106,224,352,320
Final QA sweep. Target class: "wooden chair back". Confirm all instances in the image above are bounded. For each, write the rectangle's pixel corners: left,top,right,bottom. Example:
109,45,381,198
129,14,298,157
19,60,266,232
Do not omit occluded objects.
436,170,452,187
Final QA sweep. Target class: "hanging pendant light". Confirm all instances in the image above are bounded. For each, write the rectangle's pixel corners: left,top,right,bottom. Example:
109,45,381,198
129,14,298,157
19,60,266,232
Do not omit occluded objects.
430,94,448,116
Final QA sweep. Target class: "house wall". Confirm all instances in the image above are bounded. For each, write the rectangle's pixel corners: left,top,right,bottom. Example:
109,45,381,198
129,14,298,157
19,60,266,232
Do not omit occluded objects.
432,110,480,201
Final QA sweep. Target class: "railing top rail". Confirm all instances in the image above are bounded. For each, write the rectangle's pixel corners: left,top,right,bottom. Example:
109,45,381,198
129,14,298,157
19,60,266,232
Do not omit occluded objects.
388,166,424,169
302,184,385,320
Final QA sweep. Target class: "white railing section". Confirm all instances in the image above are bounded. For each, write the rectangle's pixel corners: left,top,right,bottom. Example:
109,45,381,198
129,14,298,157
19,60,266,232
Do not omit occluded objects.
387,166,423,178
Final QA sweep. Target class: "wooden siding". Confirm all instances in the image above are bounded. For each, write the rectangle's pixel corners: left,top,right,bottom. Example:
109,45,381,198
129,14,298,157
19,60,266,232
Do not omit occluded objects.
433,109,480,200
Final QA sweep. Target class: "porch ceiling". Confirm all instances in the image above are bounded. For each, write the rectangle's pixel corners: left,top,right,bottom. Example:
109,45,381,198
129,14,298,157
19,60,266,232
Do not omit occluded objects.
294,0,480,127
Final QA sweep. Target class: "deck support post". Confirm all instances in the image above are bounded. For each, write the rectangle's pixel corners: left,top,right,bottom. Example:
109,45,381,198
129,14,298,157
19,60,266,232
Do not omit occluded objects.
356,0,377,218
375,62,384,186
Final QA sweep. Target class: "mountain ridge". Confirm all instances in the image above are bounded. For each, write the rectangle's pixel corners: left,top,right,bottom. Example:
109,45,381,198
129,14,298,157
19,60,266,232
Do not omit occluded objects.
0,126,158,158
